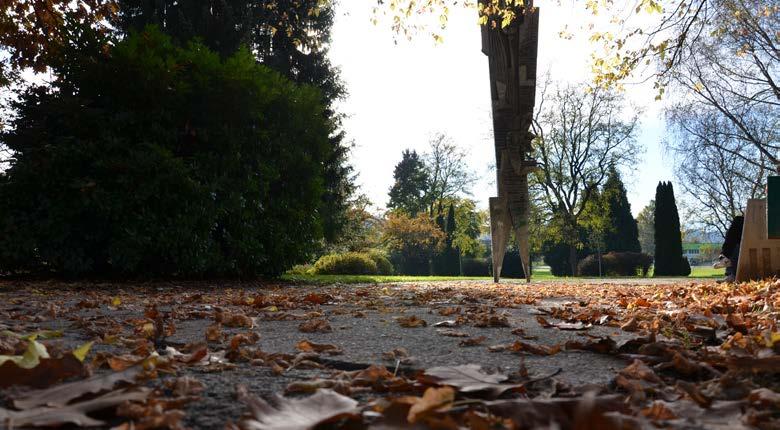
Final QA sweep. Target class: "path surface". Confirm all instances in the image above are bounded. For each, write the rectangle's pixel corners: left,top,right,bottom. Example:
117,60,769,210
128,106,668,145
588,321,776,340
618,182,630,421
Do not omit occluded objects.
0,278,776,429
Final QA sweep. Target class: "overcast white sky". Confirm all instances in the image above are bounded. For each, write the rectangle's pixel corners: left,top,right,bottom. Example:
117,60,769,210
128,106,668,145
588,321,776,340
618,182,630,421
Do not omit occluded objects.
328,0,676,216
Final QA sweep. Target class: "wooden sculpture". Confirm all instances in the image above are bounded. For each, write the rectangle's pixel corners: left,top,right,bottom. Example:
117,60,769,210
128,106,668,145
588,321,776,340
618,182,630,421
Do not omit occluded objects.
480,1,540,282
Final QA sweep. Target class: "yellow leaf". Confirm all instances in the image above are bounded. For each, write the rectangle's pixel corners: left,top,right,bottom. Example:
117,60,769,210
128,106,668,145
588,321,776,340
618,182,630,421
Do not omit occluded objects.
0,339,49,369
72,341,93,362
111,296,122,307
142,322,155,337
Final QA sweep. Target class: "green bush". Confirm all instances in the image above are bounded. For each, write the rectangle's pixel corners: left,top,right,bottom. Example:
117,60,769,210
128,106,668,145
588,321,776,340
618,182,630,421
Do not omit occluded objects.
367,250,394,275
577,252,654,277
313,252,379,275
0,26,332,277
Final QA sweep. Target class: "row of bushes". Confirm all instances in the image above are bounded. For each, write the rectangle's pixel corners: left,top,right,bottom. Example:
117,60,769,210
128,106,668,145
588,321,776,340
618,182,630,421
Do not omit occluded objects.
313,251,393,275
577,252,654,277
308,251,658,278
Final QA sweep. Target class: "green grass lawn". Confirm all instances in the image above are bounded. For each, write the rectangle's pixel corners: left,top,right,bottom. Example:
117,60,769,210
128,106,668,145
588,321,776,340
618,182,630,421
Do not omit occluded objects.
281,266,724,284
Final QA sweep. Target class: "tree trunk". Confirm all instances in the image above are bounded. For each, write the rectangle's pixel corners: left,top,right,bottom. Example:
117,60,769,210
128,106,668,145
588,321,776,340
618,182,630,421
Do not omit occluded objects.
569,245,578,276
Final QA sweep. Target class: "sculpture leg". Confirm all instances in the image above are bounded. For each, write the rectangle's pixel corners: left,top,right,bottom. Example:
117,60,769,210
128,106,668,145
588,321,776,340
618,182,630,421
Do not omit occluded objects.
489,197,510,283
515,223,531,283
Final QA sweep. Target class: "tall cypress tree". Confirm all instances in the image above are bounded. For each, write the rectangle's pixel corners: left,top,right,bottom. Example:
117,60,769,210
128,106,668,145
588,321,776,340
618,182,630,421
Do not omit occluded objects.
603,166,641,253
654,182,689,276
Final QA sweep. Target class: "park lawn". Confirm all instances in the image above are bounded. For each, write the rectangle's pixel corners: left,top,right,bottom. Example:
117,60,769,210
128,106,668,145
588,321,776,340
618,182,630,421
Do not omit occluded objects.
281,266,724,284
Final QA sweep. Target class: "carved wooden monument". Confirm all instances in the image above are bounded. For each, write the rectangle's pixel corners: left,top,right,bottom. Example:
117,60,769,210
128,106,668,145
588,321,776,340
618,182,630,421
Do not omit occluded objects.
480,1,539,282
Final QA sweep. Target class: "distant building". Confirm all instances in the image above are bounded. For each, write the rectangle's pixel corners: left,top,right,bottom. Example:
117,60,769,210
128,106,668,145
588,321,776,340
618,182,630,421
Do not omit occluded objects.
682,242,722,266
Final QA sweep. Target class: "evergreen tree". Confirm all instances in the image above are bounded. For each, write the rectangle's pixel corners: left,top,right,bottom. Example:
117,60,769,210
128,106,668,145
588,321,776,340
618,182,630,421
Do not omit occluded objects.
387,150,430,216
654,182,689,276
117,0,353,242
602,166,641,252
0,27,331,276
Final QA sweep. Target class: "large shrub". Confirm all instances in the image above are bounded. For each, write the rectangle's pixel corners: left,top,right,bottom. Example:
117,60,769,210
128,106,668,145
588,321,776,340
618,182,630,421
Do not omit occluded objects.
367,250,394,275
0,26,331,276
577,252,654,277
313,253,378,275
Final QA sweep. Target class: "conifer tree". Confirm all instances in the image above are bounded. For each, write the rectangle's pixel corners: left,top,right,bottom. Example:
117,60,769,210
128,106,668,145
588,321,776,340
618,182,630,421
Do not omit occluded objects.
387,150,430,217
653,182,689,276
603,166,641,253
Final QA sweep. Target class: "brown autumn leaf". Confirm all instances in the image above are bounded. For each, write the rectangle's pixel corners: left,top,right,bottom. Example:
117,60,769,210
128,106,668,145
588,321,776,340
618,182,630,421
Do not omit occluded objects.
438,306,460,316
235,386,359,430
436,329,469,338
564,337,616,354
13,365,144,409
618,359,662,385
230,333,260,351
220,312,254,328
206,323,222,342
748,388,780,409
107,354,145,372
303,293,330,305
510,341,562,356
165,376,205,397
285,379,352,395
458,336,487,347
483,394,631,429
536,316,553,328
0,353,85,388
472,313,510,328
298,319,332,333
397,315,427,328
421,364,523,397
407,386,455,423
621,317,639,331
295,340,343,355
641,401,677,420
0,388,151,428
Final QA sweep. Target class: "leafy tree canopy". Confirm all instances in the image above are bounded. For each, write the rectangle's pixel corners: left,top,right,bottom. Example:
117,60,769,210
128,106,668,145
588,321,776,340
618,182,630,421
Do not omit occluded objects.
0,26,332,276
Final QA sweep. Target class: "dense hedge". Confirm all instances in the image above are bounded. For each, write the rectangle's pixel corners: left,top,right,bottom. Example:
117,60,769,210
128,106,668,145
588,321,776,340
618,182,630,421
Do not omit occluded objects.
461,258,489,276
366,251,394,275
577,252,654,277
0,27,331,276
313,251,393,275
313,253,377,275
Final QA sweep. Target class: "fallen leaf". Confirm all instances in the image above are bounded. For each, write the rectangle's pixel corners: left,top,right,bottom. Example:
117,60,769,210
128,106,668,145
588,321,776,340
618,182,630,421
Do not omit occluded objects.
510,341,562,356
0,343,85,388
397,315,427,328
0,388,150,427
407,386,455,423
206,323,222,342
436,329,469,338
298,319,332,333
13,365,144,409
458,336,487,347
473,313,510,328
296,340,343,355
236,386,359,430
421,364,522,397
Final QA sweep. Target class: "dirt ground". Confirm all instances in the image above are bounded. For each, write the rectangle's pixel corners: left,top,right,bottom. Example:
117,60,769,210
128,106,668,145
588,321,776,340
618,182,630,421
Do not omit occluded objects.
0,278,778,429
